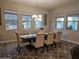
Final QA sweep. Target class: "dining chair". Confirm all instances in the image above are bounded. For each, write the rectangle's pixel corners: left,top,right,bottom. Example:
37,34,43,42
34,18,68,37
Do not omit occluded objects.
15,31,30,54
70,45,79,59
31,33,45,55
0,28,18,56
54,32,62,48
0,26,4,41
0,26,17,42
44,32,54,52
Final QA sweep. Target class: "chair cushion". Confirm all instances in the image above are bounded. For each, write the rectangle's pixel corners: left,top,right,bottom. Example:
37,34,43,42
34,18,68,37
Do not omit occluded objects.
44,40,52,45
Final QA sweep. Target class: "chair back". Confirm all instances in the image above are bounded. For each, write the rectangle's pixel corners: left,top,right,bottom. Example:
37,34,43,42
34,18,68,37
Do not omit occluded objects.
5,31,17,41
0,26,4,40
15,31,21,45
55,32,62,43
0,26,17,41
47,32,54,45
70,45,79,59
35,33,44,48
0,31,17,44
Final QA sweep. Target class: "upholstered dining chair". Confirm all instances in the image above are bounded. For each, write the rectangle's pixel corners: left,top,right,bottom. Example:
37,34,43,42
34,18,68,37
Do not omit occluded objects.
70,45,79,59
0,27,19,55
15,31,30,54
44,32,54,52
31,33,45,55
54,32,62,48
0,26,17,42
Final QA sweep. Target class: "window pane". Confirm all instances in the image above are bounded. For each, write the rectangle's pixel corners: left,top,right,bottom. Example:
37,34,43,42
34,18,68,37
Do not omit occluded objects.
35,21,42,29
22,15,32,29
4,13,18,30
67,16,79,30
56,21,64,30
67,22,78,30
6,21,17,30
35,15,42,29
23,16,32,21
57,18,64,21
68,16,79,21
23,22,31,29
5,14,17,20
35,17,42,21
56,17,64,30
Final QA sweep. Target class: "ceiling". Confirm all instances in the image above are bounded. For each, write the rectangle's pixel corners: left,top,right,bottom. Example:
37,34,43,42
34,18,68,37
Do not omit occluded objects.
7,0,78,9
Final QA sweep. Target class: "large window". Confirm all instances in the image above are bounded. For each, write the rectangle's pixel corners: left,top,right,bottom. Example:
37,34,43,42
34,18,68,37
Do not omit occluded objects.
67,16,79,30
34,15,42,29
22,15,32,29
4,11,18,30
56,17,64,30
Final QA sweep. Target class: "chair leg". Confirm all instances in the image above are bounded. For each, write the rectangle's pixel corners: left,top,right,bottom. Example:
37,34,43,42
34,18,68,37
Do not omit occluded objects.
16,46,18,51
29,45,32,51
35,48,37,55
42,47,44,53
18,46,21,54
59,42,61,47
54,43,57,48
47,45,48,52
52,44,54,49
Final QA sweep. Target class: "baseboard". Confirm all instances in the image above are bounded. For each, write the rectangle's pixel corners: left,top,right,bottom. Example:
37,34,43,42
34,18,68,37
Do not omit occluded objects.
62,39,79,45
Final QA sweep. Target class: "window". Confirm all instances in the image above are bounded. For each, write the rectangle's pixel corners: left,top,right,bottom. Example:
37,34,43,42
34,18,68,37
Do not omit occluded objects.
4,11,18,30
67,16,79,30
56,17,64,30
22,15,32,29
34,15,42,29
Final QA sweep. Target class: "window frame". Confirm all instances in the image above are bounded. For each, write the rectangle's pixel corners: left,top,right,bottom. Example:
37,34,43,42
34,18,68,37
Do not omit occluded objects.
4,12,18,30
22,15,32,29
55,16,65,30
66,15,79,31
34,15,43,29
